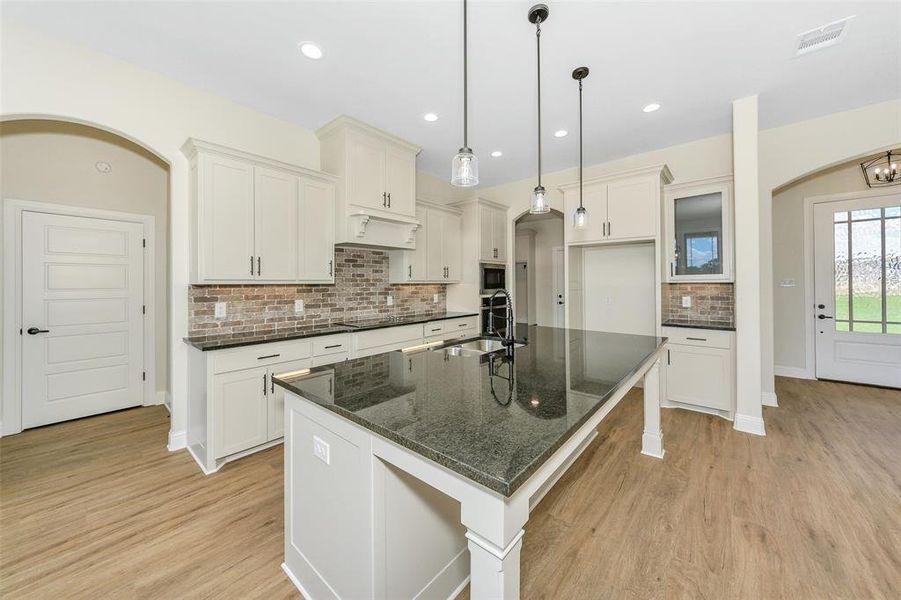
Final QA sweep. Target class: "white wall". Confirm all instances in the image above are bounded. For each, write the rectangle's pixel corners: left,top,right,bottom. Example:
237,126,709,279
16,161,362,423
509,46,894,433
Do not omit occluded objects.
1,120,170,394
581,243,657,336
771,158,876,372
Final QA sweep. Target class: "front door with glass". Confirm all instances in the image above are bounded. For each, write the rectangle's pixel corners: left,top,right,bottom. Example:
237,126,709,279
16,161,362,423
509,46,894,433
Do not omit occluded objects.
813,195,900,388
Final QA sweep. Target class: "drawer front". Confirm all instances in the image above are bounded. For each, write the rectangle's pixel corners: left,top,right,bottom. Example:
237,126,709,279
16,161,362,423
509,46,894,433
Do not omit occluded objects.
212,339,313,374
662,327,732,349
312,334,351,357
355,324,423,351
312,352,348,367
423,322,446,337
442,316,478,333
666,345,733,411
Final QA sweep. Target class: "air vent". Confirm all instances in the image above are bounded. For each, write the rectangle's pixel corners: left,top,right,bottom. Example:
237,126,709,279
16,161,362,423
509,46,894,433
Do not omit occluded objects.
794,16,854,57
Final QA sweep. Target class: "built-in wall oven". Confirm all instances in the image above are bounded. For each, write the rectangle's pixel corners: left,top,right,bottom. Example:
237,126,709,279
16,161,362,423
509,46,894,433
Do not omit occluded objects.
480,264,506,295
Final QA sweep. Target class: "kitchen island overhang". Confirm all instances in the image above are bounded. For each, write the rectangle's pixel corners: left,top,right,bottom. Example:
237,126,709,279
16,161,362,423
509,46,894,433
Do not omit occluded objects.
275,326,667,600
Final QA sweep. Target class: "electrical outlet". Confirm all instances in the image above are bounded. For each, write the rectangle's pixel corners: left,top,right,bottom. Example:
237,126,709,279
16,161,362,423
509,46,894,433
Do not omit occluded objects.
294,299,305,314
681,296,692,308
433,294,439,303
214,302,226,319
386,295,394,307
313,435,330,465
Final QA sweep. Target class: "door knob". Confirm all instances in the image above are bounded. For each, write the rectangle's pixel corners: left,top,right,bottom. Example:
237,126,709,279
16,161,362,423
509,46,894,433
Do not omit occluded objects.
26,327,50,335
817,314,833,320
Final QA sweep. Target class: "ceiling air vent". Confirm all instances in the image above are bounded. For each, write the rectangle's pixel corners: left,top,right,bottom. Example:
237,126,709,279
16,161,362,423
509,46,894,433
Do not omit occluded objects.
794,16,854,57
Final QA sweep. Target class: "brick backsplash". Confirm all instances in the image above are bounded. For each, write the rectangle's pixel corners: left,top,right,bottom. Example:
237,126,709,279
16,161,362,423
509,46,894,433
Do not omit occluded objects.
661,283,735,328
188,247,446,338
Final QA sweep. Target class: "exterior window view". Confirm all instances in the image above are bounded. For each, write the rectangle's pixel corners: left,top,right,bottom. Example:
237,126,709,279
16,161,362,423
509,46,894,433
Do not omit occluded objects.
1,2,899,599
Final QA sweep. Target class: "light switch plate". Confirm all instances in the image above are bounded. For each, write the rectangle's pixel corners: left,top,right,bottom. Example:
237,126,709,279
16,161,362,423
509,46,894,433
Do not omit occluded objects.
682,296,692,308
386,295,394,306
779,279,797,287
433,294,439,303
214,302,226,319
313,435,330,465
294,299,305,314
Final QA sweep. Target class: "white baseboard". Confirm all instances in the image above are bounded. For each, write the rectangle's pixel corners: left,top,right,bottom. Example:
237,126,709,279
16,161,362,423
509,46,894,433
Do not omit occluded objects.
774,365,814,380
167,429,186,451
761,391,778,408
734,413,766,436
156,390,170,408
281,563,313,600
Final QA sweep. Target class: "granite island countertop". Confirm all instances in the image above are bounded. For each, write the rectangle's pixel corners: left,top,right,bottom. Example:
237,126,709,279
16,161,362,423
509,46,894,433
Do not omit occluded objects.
273,325,665,496
184,310,479,351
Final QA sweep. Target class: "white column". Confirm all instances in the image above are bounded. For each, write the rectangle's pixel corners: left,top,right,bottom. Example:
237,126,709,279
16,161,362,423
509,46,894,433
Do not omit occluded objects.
465,529,524,600
732,95,766,436
168,157,189,450
641,359,665,458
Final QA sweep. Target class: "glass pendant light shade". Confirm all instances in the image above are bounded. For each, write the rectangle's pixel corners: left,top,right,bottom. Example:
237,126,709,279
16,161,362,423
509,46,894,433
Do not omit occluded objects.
573,205,588,228
451,147,479,187
531,185,550,214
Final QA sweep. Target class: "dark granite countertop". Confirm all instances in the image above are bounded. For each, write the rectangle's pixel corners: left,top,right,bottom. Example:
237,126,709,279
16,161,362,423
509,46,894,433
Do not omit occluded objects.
661,320,736,332
274,325,665,497
184,311,479,351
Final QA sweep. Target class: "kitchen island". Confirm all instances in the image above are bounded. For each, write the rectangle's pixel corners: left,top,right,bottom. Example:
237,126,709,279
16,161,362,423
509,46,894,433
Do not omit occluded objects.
274,325,667,599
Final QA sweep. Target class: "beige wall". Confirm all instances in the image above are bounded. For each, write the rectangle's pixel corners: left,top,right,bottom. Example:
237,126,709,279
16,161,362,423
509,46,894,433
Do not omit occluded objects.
514,215,564,327
1,119,170,393
772,159,874,371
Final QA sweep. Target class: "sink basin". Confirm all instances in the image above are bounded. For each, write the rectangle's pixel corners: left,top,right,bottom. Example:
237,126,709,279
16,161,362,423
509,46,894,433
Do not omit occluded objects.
433,338,524,357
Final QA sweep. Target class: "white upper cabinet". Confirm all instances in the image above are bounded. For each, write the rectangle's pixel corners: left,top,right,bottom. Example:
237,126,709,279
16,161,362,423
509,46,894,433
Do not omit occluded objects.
664,175,734,282
478,202,507,263
560,164,673,246
388,201,462,283
183,139,337,284
318,116,421,249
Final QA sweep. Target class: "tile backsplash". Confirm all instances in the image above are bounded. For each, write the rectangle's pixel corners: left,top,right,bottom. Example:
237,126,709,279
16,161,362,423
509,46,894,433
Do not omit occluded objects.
188,247,446,337
661,283,735,328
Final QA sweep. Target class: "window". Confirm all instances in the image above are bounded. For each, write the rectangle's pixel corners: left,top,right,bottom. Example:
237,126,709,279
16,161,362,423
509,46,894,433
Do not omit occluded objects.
684,231,721,273
833,206,901,334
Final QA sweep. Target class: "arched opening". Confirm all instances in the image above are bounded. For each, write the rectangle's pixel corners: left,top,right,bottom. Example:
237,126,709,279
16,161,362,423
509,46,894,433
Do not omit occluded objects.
1,118,171,434
513,208,565,328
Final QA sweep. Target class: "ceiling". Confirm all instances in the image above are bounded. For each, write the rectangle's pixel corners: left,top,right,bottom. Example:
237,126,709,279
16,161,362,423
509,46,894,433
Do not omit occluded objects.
5,1,899,187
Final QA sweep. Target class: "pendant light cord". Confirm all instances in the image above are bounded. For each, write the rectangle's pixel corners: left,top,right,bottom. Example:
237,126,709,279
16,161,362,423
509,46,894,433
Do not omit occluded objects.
578,77,583,209
463,0,468,149
536,16,542,187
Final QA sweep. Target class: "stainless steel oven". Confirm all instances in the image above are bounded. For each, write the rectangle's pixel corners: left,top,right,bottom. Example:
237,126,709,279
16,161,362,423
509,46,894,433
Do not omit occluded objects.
480,264,506,295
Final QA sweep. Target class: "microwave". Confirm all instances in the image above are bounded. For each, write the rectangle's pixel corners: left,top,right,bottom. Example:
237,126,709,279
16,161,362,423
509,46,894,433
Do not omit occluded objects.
480,264,507,294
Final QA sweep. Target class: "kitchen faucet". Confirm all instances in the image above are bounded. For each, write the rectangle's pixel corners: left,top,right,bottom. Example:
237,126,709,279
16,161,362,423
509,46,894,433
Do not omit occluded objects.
487,289,516,353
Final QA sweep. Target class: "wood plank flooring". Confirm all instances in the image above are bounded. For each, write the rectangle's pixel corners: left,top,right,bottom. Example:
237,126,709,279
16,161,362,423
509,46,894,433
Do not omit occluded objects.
2,377,899,599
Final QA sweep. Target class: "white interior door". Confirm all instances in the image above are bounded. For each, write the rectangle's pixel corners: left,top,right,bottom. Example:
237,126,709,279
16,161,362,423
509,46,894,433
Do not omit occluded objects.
813,196,901,388
514,262,529,324
552,247,565,328
21,211,144,428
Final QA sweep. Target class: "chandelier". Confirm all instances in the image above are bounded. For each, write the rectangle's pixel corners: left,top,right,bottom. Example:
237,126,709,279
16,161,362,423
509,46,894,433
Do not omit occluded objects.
860,150,899,187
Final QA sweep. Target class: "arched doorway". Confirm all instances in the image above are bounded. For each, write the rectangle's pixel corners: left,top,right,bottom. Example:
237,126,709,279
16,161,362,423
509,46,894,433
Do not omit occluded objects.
1,118,171,434
513,208,565,328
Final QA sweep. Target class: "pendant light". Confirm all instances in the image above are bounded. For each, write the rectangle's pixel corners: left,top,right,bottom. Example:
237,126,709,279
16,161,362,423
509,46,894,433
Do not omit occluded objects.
451,0,478,187
528,4,550,214
572,66,589,229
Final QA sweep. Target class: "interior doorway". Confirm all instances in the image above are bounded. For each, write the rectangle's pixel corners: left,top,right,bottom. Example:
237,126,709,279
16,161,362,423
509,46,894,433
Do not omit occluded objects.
513,209,564,327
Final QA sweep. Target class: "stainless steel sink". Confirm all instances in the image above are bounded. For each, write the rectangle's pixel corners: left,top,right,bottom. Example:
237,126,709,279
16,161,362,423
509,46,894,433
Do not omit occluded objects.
433,338,524,357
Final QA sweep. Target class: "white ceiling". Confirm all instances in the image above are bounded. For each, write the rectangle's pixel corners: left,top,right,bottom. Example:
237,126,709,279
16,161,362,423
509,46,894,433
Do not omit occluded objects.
4,1,899,187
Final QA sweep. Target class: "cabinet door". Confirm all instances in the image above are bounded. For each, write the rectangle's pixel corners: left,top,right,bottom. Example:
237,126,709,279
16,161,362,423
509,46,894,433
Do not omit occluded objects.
268,358,314,440
347,131,386,211
565,184,607,244
384,145,416,217
492,208,507,262
426,209,445,280
443,212,462,281
212,366,269,458
665,345,732,411
606,176,657,240
199,154,255,280
254,167,298,281
299,178,336,281
410,206,429,280
479,205,494,261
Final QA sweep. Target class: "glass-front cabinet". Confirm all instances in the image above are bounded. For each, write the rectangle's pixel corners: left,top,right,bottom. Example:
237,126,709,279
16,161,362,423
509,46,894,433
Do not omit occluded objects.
664,175,734,282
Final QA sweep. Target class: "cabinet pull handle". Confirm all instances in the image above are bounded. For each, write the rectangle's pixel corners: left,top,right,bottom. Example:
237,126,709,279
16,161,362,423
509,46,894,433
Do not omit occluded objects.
328,377,333,396
263,373,268,396
608,221,612,237
382,192,387,207
670,262,675,277
458,323,468,327
667,349,671,365
686,337,707,341
250,256,254,275
408,265,412,279
324,344,342,349
387,192,391,208
271,375,275,395
431,327,441,332
257,256,261,276
328,259,333,276
408,358,413,372
257,353,281,360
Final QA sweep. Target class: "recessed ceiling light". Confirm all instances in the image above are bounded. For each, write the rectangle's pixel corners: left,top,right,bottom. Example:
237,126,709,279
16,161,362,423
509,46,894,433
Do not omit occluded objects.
554,129,568,138
423,113,439,122
299,42,323,60
95,161,112,174
643,103,661,113
491,150,503,158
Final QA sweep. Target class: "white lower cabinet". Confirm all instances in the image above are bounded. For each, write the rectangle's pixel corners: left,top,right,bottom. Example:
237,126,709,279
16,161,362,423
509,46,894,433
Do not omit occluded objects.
212,365,270,459
662,326,735,418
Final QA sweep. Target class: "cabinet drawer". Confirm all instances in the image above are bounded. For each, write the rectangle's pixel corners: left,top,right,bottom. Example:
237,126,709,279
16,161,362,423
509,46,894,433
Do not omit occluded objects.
211,339,312,374
312,352,348,367
423,322,446,336
662,327,732,349
312,334,351,357
442,316,478,333
354,324,423,351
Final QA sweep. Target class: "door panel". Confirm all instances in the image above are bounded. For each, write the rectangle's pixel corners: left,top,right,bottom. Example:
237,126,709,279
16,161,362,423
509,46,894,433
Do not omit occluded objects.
479,206,494,261
606,177,657,240
426,209,445,280
565,185,607,244
409,206,428,281
22,212,144,428
299,178,336,281
492,209,508,263
385,145,415,216
814,197,901,387
200,154,255,280
443,213,462,281
254,167,299,281
212,366,269,458
666,345,732,411
347,132,386,210
269,358,315,439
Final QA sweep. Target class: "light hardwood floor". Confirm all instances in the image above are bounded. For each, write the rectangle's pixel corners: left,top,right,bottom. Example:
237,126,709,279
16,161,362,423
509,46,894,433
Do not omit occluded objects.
2,377,899,599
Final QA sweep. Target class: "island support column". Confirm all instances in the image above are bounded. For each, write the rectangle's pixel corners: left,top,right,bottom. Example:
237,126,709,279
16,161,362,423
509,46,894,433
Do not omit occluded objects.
641,359,665,458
